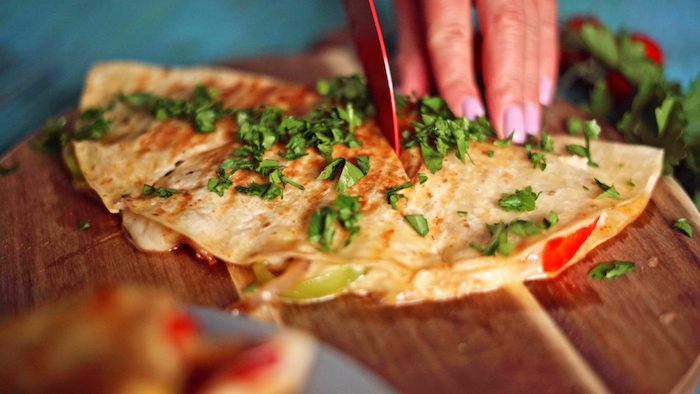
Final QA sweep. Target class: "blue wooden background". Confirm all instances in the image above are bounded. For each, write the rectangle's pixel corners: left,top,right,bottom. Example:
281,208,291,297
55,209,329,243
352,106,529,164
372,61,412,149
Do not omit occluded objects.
1,0,698,154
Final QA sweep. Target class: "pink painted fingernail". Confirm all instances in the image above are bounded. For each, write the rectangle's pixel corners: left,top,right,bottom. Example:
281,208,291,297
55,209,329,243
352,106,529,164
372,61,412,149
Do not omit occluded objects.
524,102,541,136
503,106,526,144
539,78,554,106
462,96,485,120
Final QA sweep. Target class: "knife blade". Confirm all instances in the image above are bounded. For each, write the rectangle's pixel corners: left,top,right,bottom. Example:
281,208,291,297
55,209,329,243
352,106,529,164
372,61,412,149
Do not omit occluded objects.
341,0,400,155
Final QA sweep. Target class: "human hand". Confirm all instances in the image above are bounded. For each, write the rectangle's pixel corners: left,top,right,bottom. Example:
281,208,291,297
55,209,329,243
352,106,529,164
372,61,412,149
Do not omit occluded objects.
395,0,559,143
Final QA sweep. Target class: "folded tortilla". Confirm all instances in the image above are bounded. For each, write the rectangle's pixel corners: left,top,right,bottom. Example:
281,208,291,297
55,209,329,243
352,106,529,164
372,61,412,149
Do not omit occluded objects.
73,62,664,304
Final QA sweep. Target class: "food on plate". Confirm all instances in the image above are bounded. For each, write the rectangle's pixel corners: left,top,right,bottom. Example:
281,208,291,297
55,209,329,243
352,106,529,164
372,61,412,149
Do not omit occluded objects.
0,287,315,393
54,62,662,306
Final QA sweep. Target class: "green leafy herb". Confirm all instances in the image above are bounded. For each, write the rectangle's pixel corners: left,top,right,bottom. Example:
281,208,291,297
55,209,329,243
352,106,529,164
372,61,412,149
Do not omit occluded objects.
143,184,181,198
0,162,19,176
418,173,428,184
308,195,364,252
627,179,636,187
356,155,370,175
235,182,284,200
594,179,623,200
317,158,366,193
458,211,468,217
316,75,375,117
674,218,693,237
498,186,539,212
404,214,429,237
121,193,131,198
565,119,600,167
488,149,494,157
526,144,547,171
583,185,590,191
470,222,516,256
386,181,414,210
401,98,496,174
493,133,514,147
78,221,91,231
539,211,559,229
588,261,636,279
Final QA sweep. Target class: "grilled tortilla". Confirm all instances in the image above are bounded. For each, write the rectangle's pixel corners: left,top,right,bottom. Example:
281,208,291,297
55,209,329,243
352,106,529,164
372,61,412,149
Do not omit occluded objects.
72,62,663,304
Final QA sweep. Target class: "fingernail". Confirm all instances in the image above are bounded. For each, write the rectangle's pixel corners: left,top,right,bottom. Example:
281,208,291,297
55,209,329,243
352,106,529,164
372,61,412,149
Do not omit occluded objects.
539,78,554,106
503,106,526,144
462,96,485,120
524,102,541,136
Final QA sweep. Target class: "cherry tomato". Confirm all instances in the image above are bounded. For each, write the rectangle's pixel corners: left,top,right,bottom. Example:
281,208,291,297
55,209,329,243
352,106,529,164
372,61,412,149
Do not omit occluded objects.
542,217,599,272
606,71,633,103
630,32,664,65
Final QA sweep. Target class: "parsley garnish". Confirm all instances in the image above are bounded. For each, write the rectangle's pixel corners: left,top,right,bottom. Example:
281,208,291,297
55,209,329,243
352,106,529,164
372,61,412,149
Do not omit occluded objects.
121,193,131,198
317,158,366,193
356,156,370,175
418,173,428,184
458,211,468,217
565,119,601,167
674,218,693,237
525,133,553,171
404,214,429,237
488,149,494,157
627,179,636,187
308,195,363,252
143,184,181,198
401,97,496,174
385,181,414,210
471,213,558,256
78,221,91,231
493,133,514,147
0,162,19,176
235,182,284,200
498,186,539,212
539,211,559,229
594,179,623,200
589,261,636,279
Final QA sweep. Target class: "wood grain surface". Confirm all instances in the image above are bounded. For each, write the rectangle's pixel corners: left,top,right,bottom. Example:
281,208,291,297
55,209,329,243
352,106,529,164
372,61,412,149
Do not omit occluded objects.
1,49,699,393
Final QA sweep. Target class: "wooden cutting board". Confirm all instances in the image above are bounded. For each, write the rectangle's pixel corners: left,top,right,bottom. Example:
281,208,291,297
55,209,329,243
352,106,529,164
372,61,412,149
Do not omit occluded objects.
1,48,699,393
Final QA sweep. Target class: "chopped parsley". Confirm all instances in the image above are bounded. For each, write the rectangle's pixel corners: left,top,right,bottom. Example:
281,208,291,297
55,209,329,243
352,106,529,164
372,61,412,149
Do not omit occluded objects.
385,181,414,210
487,149,494,157
627,179,636,187
594,179,623,200
308,195,363,252
78,221,91,231
471,213,558,256
235,182,284,200
498,186,539,212
418,173,428,184
401,97,496,174
566,116,583,136
0,162,19,176
493,133,514,147
539,211,559,229
404,214,429,237
588,261,636,279
674,218,693,237
121,193,131,198
317,158,366,193
565,119,601,167
356,156,370,175
525,132,555,171
458,211,468,217
143,184,181,198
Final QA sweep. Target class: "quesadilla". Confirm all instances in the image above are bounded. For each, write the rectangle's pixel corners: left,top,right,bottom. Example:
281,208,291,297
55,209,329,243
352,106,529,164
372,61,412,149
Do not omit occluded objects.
0,287,316,394
65,61,663,306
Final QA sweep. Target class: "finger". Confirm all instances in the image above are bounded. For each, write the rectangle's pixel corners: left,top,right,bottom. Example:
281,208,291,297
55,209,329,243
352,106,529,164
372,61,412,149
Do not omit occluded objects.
476,0,526,142
395,0,431,96
537,0,558,106
522,0,541,136
424,0,484,119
